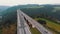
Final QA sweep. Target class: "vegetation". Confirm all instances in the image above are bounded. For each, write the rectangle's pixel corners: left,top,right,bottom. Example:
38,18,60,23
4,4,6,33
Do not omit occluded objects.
0,30,2,34
30,27,41,34
2,23,17,34
0,4,60,34
34,18,60,34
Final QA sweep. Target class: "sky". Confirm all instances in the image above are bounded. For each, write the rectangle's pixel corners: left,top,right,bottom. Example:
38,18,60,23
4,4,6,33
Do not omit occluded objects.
0,0,60,6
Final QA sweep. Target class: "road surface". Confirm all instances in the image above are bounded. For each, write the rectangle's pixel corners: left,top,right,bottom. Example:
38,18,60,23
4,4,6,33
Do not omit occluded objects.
18,9,53,34
17,10,31,34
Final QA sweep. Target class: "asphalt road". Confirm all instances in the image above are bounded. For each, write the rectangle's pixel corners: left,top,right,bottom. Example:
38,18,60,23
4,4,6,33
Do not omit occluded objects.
17,10,31,34
19,9,53,34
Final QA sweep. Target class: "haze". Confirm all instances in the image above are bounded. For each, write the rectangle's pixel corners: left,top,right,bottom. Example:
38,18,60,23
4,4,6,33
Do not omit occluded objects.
0,0,60,6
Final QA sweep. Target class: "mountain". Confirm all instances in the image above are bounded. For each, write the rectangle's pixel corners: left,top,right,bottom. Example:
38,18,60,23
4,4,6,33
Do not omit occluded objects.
1,4,60,24
21,4,60,21
0,6,9,12
0,6,10,24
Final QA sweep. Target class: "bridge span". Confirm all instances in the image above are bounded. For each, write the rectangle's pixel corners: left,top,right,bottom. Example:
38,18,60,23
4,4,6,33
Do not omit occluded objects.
17,9,53,34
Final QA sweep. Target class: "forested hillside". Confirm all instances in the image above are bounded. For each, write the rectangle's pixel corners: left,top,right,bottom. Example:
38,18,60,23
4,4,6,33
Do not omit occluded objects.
21,4,60,22
1,4,60,24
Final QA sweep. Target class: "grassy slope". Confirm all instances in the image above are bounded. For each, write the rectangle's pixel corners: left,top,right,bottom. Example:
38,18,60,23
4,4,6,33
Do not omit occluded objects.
30,27,41,34
34,18,60,33
40,18,60,32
